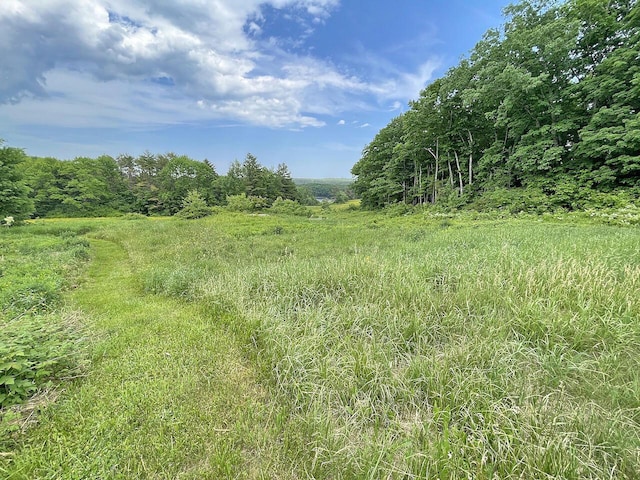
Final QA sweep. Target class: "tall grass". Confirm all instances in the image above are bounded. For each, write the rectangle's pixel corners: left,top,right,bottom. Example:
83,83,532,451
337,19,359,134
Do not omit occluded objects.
105,212,640,478
1,221,91,448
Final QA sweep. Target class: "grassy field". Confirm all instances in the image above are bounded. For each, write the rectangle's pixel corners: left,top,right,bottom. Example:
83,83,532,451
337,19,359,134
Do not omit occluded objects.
1,210,639,478
0,222,91,423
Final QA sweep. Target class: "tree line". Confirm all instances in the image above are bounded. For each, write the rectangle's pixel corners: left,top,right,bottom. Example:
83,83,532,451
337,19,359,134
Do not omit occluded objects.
1,144,316,220
352,0,640,211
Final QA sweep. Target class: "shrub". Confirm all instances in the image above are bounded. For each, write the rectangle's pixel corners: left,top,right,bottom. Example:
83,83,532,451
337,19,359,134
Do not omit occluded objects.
383,202,415,217
270,198,311,217
471,187,551,213
226,193,254,212
226,194,271,212
176,190,212,219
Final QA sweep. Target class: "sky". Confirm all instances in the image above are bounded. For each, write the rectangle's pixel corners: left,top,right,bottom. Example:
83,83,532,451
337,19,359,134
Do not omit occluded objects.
1,0,508,178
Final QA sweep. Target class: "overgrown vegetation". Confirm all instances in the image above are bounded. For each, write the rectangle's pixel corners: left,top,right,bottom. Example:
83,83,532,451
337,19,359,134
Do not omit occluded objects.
0,141,34,222
353,0,640,210
4,211,637,478
19,151,302,218
0,223,90,448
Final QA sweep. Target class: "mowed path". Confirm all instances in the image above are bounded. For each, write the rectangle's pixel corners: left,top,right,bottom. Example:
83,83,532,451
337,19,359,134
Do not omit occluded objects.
6,239,292,479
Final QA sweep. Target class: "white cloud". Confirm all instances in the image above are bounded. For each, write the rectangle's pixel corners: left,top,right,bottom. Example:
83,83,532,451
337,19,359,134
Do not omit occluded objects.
0,0,437,129
337,119,345,125
359,123,371,128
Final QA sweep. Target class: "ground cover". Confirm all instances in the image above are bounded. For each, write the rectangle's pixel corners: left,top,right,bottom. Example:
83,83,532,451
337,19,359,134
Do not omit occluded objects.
2,218,294,479
0,221,91,439
2,211,639,478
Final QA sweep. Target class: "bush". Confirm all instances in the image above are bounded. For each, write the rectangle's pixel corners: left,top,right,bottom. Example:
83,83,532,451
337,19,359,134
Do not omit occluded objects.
176,190,212,219
470,187,551,213
225,194,270,212
383,202,415,217
270,197,311,216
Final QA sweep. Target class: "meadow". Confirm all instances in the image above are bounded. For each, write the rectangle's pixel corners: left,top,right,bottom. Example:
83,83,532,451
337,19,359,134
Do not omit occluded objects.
1,209,639,479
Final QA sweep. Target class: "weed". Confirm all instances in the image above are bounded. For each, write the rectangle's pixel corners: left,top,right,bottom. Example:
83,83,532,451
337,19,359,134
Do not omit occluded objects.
0,224,90,452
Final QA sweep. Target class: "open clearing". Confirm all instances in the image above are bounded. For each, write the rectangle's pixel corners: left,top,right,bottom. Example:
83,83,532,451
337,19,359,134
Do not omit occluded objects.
2,211,639,479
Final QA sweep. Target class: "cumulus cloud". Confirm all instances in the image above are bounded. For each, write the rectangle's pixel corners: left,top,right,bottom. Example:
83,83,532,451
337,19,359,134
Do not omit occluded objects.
0,0,435,129
337,119,345,125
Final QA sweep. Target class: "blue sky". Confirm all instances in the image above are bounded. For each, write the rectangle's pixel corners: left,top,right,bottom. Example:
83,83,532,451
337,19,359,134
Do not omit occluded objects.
1,0,507,178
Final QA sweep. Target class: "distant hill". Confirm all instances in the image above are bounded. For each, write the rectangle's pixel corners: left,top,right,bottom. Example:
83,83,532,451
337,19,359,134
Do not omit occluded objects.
294,178,353,186
293,178,355,202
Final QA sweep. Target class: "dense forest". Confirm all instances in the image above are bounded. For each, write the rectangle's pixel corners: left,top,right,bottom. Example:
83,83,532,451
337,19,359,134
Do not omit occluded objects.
0,144,320,219
352,0,640,211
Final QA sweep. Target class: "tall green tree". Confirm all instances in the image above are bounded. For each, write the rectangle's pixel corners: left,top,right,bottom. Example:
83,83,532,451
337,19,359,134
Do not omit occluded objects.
242,153,269,198
22,157,66,217
159,156,219,214
572,0,640,189
352,0,640,209
219,160,245,198
274,163,299,201
0,141,34,220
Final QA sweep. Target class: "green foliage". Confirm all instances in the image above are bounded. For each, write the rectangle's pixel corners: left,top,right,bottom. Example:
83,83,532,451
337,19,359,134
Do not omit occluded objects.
584,204,640,226
352,0,640,212
23,155,132,217
0,313,85,410
0,225,89,415
383,201,415,217
0,141,34,221
120,212,148,220
470,187,552,213
225,193,270,212
19,150,305,218
296,185,320,206
225,193,254,212
159,156,219,214
175,190,212,219
270,197,311,216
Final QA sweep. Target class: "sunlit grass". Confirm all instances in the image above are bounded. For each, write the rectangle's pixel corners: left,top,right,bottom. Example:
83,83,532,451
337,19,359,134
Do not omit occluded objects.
2,211,639,478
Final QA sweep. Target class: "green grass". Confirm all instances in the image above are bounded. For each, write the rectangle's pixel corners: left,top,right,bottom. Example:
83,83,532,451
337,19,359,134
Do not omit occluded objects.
0,221,91,420
2,211,639,478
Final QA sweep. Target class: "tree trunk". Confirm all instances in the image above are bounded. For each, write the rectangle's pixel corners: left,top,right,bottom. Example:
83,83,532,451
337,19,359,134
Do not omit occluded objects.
433,157,439,204
447,159,455,188
467,130,474,186
426,139,439,204
454,151,464,196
